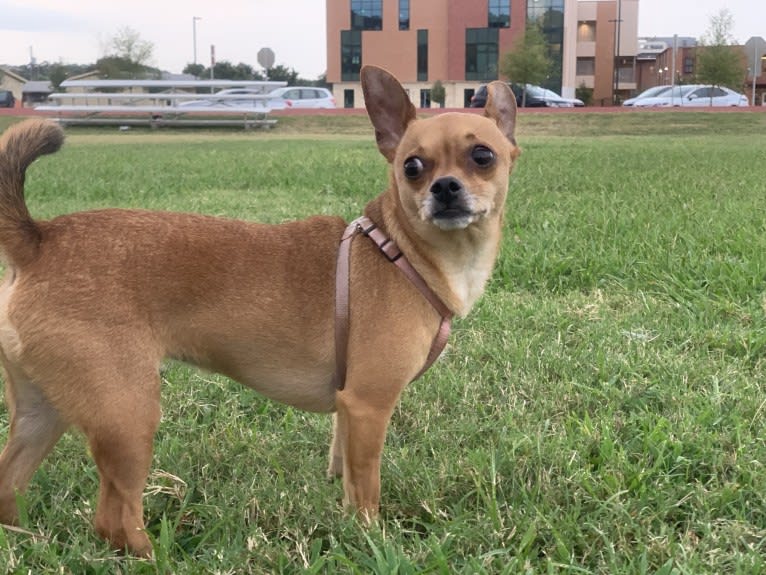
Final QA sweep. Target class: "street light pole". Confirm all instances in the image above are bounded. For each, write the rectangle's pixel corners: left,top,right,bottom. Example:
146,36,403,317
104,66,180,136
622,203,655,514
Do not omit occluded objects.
753,41,758,107
610,0,623,105
193,16,201,66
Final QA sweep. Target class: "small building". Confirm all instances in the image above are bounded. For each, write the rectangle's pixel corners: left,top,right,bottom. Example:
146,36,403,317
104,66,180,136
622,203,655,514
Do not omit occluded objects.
0,67,26,106
22,80,53,107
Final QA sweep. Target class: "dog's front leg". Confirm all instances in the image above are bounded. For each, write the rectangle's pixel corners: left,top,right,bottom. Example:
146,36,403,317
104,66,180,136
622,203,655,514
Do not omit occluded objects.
326,413,345,480
332,390,398,522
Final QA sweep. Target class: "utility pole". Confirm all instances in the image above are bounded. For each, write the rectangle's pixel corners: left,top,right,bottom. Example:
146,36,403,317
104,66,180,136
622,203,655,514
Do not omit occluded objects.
610,0,623,105
671,34,677,88
192,16,201,66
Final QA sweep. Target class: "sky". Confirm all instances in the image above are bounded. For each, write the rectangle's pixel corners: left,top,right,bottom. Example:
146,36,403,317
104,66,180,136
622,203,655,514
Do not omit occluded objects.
1,0,764,79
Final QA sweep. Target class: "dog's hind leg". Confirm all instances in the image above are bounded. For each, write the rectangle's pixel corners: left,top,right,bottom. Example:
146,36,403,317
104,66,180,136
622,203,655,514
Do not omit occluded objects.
0,369,69,525
84,371,160,556
80,365,161,557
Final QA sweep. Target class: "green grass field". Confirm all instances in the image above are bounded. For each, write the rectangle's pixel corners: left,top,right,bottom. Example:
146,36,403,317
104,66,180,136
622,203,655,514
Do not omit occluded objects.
1,110,766,573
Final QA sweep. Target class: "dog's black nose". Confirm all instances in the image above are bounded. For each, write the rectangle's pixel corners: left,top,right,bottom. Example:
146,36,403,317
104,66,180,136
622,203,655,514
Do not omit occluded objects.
430,177,463,205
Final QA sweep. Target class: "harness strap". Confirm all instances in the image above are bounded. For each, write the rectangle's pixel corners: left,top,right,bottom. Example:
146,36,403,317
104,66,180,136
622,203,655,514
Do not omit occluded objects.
333,216,453,391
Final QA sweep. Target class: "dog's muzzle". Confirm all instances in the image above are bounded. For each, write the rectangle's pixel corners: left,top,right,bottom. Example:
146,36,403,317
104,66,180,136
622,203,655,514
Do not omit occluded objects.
426,176,476,229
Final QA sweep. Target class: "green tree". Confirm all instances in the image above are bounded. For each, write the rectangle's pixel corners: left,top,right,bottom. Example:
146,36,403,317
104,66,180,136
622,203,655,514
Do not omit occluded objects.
183,63,205,78
196,60,263,81
696,9,746,92
499,24,552,106
431,80,446,108
94,27,156,79
575,82,593,106
95,56,139,79
266,65,299,84
109,26,154,67
48,64,68,90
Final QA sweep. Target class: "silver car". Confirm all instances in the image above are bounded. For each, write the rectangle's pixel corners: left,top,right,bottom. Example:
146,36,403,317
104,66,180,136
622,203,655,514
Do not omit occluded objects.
265,87,336,109
177,88,271,109
622,85,672,106
632,85,749,107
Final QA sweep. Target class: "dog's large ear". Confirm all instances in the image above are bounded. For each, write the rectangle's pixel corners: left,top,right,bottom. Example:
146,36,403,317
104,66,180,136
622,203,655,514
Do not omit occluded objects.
484,81,518,147
362,66,417,162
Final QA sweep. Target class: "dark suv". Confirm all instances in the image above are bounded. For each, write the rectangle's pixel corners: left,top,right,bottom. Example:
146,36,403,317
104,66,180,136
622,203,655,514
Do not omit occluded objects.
0,90,15,108
470,83,583,108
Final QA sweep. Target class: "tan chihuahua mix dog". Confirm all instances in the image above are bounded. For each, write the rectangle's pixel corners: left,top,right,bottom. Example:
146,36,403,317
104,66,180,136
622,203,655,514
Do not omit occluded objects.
0,66,519,556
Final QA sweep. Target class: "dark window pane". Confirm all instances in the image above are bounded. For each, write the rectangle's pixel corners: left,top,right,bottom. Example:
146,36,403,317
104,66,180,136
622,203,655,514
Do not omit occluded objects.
351,0,382,30
399,0,410,30
488,0,510,28
341,30,362,81
418,29,428,81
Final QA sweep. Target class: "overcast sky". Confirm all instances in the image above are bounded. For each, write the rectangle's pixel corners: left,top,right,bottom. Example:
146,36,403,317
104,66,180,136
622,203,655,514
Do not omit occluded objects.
1,0,764,78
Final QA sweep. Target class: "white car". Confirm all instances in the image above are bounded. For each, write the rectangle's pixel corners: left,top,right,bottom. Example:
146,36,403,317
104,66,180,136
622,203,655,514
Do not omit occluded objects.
622,85,672,106
632,85,749,107
265,86,336,109
177,88,271,109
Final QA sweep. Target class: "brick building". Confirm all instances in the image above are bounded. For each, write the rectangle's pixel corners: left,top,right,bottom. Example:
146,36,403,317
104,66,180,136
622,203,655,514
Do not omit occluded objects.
326,0,639,108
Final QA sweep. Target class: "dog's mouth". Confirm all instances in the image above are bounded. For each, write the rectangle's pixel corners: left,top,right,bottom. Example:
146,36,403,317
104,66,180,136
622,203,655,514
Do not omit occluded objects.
429,205,479,230
433,206,473,221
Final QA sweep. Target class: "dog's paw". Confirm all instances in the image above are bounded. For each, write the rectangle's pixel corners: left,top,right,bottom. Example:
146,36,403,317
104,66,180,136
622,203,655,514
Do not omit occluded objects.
326,457,343,481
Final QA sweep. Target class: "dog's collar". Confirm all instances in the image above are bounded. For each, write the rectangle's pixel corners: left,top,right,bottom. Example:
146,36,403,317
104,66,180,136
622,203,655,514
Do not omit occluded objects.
333,216,453,391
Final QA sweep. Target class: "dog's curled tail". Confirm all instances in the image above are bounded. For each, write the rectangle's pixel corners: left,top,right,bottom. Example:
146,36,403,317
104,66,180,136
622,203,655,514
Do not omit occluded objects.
0,119,64,267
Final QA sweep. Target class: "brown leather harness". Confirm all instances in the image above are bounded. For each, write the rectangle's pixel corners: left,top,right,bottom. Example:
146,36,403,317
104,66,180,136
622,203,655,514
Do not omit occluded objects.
333,216,453,391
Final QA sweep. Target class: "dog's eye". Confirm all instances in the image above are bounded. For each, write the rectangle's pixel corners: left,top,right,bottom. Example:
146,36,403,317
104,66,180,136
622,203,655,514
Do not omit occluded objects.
403,157,425,179
471,146,495,167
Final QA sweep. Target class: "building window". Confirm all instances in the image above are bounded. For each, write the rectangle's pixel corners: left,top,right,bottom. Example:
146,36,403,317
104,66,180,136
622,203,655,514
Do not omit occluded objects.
344,89,355,108
399,0,410,30
464,88,476,107
417,29,428,81
683,56,694,75
341,30,362,81
576,57,595,76
465,28,499,81
577,21,596,42
351,0,382,31
488,0,510,28
527,0,565,92
617,65,634,84
420,89,431,108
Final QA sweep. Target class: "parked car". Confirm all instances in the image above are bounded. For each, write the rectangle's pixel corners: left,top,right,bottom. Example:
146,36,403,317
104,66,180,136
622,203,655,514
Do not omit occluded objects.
178,88,271,109
181,86,336,110
622,85,672,106
470,83,583,108
264,86,336,109
0,90,15,108
632,84,749,107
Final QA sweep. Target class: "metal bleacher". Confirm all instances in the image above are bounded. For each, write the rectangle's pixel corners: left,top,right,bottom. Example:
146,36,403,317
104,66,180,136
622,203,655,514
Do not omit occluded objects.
35,79,288,129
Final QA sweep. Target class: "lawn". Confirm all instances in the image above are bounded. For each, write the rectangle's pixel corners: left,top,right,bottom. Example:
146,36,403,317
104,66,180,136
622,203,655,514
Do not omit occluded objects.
1,110,766,573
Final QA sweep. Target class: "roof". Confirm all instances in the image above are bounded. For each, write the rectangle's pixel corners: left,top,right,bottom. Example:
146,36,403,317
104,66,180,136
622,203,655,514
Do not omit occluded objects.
0,67,28,83
22,80,53,94
160,72,198,81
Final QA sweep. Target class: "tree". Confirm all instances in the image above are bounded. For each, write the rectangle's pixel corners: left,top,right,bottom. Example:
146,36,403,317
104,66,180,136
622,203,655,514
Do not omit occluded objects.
95,28,156,79
48,64,69,90
183,63,205,78
265,65,299,84
575,82,593,106
109,27,154,68
499,24,552,106
431,80,446,108
193,60,264,82
696,9,747,91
